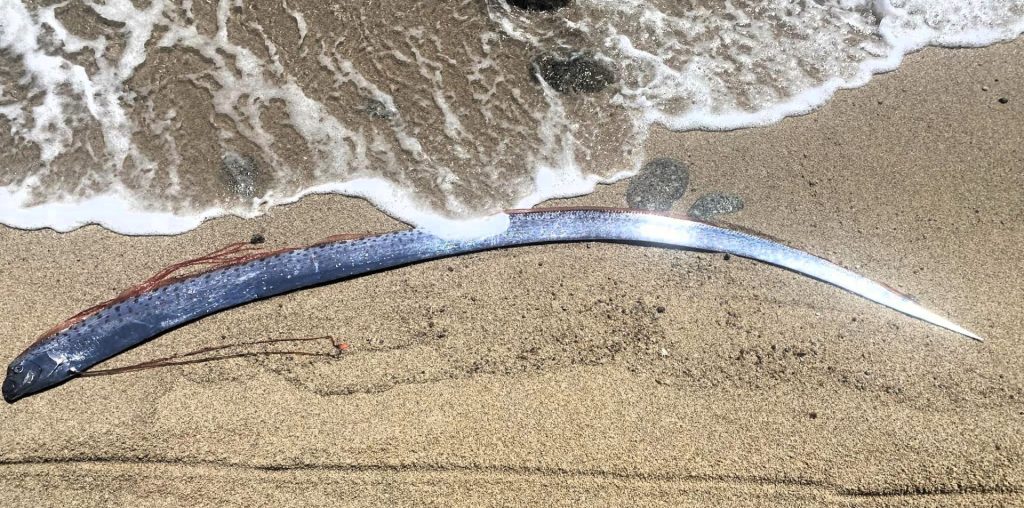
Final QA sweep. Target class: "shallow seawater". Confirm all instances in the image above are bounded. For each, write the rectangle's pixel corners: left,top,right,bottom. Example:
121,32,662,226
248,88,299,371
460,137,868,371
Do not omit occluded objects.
1,0,1022,237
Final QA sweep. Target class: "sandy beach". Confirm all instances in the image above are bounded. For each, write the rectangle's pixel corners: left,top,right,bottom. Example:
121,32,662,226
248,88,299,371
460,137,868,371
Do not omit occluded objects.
1,37,1022,507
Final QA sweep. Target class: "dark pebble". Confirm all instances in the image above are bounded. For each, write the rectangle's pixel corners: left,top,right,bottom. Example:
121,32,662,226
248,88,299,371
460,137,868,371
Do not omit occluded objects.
531,51,617,94
688,192,745,220
249,233,266,245
364,99,395,119
809,412,818,419
507,0,571,11
625,157,689,211
998,97,1009,104
221,152,259,198
656,305,666,313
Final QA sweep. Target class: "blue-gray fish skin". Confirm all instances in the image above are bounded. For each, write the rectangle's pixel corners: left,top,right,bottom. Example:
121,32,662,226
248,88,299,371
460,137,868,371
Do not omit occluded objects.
2,208,979,403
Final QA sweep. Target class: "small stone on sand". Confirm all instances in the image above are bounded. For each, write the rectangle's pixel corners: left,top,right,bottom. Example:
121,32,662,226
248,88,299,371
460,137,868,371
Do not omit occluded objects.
364,99,395,119
507,0,571,11
688,192,745,220
625,158,689,211
531,51,617,94
221,152,259,198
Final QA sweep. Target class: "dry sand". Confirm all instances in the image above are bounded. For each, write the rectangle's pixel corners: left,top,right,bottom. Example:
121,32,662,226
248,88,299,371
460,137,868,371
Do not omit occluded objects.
1,39,1023,507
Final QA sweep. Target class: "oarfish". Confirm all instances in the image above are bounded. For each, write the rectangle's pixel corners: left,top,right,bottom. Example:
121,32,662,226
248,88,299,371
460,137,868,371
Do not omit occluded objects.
2,207,980,403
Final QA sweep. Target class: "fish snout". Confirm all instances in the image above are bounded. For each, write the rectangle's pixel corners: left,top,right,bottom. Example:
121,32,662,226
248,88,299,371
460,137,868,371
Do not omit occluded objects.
3,359,44,403
2,377,18,403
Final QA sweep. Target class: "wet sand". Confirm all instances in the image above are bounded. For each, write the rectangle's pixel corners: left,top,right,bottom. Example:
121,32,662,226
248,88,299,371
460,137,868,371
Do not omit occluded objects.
1,40,1022,506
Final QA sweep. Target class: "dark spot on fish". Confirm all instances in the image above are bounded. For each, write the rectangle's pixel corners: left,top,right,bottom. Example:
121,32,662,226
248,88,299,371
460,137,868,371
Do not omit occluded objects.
530,51,617,94
507,0,571,11
688,192,745,220
625,157,689,211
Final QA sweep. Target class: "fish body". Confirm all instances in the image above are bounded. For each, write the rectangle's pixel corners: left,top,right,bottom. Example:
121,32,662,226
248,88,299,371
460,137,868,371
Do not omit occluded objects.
2,208,979,402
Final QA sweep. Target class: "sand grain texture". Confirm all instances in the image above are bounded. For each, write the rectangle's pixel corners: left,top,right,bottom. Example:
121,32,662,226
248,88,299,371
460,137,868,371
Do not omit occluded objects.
1,41,1023,507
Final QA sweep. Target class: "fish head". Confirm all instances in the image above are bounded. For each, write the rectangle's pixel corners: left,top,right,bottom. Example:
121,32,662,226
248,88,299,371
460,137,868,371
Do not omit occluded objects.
3,353,67,403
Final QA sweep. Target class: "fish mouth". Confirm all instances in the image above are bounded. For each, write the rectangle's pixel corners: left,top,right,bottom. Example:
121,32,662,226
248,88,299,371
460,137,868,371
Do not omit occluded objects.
3,375,27,403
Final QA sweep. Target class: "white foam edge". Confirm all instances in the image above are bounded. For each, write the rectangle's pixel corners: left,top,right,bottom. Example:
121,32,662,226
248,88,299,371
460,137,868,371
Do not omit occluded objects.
0,182,231,235
513,163,635,210
644,17,1024,132
0,157,636,241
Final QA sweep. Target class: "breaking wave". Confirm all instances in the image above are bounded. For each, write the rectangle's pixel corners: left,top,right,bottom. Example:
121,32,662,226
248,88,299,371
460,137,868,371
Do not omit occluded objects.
0,0,1021,238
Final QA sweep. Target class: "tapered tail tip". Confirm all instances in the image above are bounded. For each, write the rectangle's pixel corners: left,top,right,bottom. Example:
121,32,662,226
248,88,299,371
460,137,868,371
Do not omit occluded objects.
940,319,983,342
904,302,983,342
961,329,984,342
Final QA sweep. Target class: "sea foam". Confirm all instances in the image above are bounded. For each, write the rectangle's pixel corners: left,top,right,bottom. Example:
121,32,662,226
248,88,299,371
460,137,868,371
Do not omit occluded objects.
0,0,1021,239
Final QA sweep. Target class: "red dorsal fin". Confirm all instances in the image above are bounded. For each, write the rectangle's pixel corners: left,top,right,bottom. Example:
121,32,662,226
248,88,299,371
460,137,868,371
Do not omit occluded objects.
34,230,380,343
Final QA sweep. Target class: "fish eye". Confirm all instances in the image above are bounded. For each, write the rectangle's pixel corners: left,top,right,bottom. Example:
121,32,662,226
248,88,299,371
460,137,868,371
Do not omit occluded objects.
13,365,23,374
